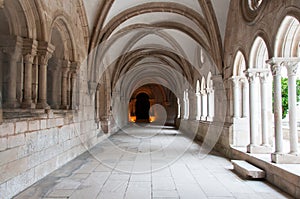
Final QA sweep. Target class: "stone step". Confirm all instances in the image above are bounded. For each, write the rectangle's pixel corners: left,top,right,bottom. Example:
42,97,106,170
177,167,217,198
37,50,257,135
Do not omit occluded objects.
231,160,265,179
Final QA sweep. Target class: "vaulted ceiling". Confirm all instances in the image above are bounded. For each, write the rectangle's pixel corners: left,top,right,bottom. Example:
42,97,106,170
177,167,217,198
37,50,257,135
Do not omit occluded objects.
83,0,230,95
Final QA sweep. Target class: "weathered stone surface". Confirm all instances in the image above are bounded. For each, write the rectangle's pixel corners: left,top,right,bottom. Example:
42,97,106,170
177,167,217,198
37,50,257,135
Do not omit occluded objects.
231,160,265,179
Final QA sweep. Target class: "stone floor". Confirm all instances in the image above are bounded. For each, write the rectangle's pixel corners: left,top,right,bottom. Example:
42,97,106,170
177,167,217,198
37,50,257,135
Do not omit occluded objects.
14,124,292,199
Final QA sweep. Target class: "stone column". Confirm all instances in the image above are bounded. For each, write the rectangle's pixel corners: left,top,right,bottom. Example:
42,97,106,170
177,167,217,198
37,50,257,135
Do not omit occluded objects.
188,89,197,120
246,69,259,153
70,62,80,110
241,78,249,118
2,36,22,108
270,61,284,158
184,90,189,120
196,91,201,120
286,63,299,155
259,71,271,147
231,76,241,118
212,75,226,122
22,39,37,108
267,58,300,163
32,57,38,104
200,89,207,120
206,88,214,121
60,60,70,109
36,42,54,109
177,97,181,118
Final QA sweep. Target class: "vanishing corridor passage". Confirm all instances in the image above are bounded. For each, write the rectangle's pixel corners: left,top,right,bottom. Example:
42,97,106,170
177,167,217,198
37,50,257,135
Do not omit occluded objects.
15,125,291,199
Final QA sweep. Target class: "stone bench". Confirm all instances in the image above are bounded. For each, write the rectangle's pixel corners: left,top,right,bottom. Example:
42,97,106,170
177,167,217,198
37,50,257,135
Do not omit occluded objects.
231,160,265,179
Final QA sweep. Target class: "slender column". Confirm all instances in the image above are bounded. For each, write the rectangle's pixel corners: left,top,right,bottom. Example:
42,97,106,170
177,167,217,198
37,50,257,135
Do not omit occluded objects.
32,57,38,104
22,39,38,108
268,61,284,155
231,76,241,118
259,71,270,146
286,63,299,154
70,62,80,110
246,70,259,152
206,88,214,121
36,42,54,109
177,98,181,118
241,78,249,118
60,60,70,109
184,90,189,119
188,90,196,120
22,54,35,108
196,91,201,120
200,89,207,120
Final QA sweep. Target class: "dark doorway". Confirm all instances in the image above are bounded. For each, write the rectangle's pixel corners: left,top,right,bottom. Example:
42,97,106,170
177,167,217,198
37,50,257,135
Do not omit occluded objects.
135,93,150,122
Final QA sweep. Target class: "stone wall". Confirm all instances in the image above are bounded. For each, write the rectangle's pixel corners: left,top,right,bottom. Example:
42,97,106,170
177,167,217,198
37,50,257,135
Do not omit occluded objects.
0,1,118,198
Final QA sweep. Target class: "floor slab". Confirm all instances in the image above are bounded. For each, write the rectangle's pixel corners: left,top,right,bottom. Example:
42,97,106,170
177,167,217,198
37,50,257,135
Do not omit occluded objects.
14,125,292,199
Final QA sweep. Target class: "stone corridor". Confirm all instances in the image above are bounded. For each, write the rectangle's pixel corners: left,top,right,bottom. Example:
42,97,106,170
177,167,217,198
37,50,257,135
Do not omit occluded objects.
14,125,291,199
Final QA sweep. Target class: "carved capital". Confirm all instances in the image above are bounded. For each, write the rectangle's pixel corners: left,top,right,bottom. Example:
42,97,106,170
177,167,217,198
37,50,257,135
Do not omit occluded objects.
230,76,241,87
258,70,270,83
286,64,299,77
266,57,300,77
37,41,55,65
22,39,37,63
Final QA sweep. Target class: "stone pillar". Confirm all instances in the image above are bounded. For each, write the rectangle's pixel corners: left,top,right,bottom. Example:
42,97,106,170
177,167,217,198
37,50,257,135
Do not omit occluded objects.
183,90,189,120
200,90,207,120
259,71,270,146
36,42,54,109
270,61,284,156
286,63,299,155
267,58,300,163
231,76,241,118
60,60,70,109
241,78,249,118
70,62,80,110
246,69,259,153
206,88,214,121
212,75,226,122
32,57,38,104
2,36,22,108
177,97,181,118
188,89,197,120
196,91,201,120
22,39,37,108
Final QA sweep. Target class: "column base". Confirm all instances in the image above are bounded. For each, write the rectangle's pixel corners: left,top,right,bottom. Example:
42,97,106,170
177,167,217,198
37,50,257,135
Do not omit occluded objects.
21,101,36,109
36,101,50,110
3,101,20,108
271,153,300,164
200,116,206,121
247,144,273,154
60,105,69,110
206,116,214,122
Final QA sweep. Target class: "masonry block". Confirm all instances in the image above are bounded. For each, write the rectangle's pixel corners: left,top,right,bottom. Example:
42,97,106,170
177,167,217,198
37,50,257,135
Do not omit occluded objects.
0,123,15,137
8,134,25,149
231,160,265,179
28,120,40,131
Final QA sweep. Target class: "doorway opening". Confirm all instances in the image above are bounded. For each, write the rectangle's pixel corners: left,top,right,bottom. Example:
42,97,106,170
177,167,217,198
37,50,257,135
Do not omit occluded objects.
135,93,150,123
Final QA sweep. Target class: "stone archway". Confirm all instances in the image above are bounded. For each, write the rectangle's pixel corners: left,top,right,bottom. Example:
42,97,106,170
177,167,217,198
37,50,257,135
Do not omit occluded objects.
135,93,150,123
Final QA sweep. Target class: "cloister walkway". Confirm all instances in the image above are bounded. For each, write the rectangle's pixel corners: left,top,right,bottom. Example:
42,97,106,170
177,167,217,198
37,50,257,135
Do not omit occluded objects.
15,125,291,199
